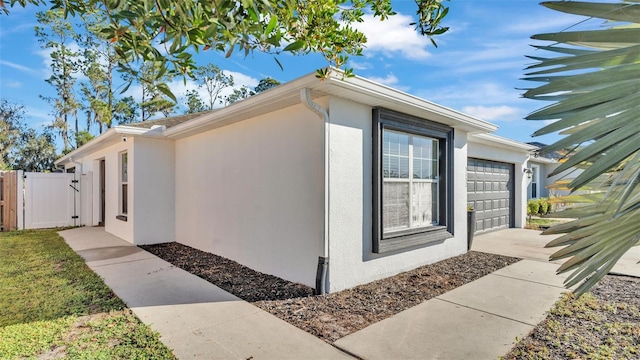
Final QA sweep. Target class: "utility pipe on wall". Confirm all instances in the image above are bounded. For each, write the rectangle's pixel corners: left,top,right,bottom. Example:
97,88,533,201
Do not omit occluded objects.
300,88,330,295
68,157,84,227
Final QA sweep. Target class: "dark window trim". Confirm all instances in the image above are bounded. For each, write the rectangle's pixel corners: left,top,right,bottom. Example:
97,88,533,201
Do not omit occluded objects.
372,108,454,253
116,215,128,222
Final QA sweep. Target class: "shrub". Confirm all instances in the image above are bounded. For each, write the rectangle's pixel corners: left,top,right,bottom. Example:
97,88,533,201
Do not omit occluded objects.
527,199,540,217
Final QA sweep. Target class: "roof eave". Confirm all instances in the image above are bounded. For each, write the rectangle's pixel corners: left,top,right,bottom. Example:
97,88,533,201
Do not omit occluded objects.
318,72,498,134
54,126,168,165
469,133,537,152
165,69,499,139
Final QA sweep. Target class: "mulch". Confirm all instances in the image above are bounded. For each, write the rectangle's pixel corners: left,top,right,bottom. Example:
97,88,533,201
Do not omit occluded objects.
504,275,640,360
141,242,520,343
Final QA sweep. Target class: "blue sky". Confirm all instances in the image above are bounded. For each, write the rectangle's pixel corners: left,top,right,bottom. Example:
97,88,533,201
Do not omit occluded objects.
0,1,594,147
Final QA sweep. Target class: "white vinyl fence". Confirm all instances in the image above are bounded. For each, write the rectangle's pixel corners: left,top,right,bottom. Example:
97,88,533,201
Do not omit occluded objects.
21,172,80,229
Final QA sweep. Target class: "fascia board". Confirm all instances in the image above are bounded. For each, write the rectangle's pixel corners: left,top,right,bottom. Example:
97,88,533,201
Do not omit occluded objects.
529,156,557,164
469,133,537,153
316,72,498,134
55,128,118,165
54,126,168,165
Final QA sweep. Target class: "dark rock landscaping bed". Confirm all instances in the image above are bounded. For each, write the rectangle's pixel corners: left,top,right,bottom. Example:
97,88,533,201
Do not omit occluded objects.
141,242,519,343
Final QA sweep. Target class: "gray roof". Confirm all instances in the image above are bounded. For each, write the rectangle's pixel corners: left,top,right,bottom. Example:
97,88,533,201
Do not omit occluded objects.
125,111,215,129
527,141,563,160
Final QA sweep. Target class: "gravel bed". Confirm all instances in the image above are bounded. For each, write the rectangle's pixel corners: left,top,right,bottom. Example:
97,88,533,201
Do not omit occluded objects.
504,275,640,359
141,242,519,342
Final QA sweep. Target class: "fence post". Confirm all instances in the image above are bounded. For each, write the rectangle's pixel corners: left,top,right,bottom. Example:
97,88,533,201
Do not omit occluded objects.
0,171,19,231
16,170,23,230
1,172,4,231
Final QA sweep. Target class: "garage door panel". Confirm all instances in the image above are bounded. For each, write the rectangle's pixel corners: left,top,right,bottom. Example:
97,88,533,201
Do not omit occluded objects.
467,158,514,233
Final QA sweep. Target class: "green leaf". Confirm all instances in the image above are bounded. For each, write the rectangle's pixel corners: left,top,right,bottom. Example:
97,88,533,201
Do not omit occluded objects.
282,40,305,52
265,15,277,34
155,82,177,102
273,56,283,71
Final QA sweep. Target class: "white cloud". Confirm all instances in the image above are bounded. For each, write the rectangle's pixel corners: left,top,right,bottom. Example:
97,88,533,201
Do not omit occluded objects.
368,73,399,86
462,105,521,122
349,60,372,71
4,81,22,88
421,82,518,106
23,107,54,129
224,70,259,89
353,13,432,60
0,60,37,75
0,21,36,39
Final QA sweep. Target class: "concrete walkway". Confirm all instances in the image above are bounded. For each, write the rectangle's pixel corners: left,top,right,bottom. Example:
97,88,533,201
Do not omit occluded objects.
60,227,351,360
333,259,569,360
472,228,640,277
60,227,639,360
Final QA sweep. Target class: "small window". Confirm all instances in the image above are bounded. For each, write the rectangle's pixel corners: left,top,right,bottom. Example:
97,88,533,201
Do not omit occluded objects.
120,152,128,215
373,109,454,253
529,165,539,199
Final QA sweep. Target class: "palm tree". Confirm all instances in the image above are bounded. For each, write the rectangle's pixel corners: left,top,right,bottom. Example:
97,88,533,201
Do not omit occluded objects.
524,1,640,295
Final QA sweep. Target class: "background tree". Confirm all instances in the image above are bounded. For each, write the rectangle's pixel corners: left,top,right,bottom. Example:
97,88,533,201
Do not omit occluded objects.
125,61,176,121
0,99,25,169
226,86,253,105
226,77,281,105
11,128,57,172
112,96,139,125
75,130,94,147
35,9,82,151
524,0,640,295
194,64,234,110
184,90,207,114
254,77,280,94
78,15,121,134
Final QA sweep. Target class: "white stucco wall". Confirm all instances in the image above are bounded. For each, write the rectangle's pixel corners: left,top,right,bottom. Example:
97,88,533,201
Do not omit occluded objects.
133,137,175,244
74,140,133,243
326,96,469,293
466,141,528,229
174,103,325,288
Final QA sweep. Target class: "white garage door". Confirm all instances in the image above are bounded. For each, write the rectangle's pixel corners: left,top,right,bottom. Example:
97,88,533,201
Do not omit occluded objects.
467,158,514,233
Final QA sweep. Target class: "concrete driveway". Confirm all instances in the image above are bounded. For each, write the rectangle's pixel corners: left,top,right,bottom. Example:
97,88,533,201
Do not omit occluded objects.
472,228,640,277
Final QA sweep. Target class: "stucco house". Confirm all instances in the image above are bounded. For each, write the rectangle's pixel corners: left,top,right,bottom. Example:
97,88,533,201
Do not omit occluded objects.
57,69,548,294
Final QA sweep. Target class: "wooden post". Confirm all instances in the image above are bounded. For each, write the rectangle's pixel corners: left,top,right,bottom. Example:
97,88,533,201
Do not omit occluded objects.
0,172,4,231
1,171,18,231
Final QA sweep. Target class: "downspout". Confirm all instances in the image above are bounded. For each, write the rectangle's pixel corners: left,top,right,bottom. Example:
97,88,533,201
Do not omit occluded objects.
300,88,330,295
68,157,83,227
68,157,83,175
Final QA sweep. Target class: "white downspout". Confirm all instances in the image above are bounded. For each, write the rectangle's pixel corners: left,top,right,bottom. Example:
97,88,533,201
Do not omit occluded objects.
300,88,330,295
68,157,83,175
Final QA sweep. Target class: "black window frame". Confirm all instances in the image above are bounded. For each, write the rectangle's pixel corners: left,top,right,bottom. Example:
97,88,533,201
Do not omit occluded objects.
373,108,454,253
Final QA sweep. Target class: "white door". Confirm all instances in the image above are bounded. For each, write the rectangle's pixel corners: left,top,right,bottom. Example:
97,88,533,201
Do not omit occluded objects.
24,172,78,229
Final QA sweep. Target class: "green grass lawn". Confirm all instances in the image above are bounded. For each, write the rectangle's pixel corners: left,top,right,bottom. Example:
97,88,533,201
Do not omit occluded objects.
0,229,175,359
504,276,640,359
525,217,566,230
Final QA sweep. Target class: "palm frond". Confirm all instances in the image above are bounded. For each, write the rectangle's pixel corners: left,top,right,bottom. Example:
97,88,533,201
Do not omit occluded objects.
526,0,640,296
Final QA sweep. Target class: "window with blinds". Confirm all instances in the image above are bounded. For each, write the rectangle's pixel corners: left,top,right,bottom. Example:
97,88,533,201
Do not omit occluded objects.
373,109,454,253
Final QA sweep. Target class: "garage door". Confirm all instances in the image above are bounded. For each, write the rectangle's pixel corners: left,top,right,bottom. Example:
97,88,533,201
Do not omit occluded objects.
467,158,514,233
